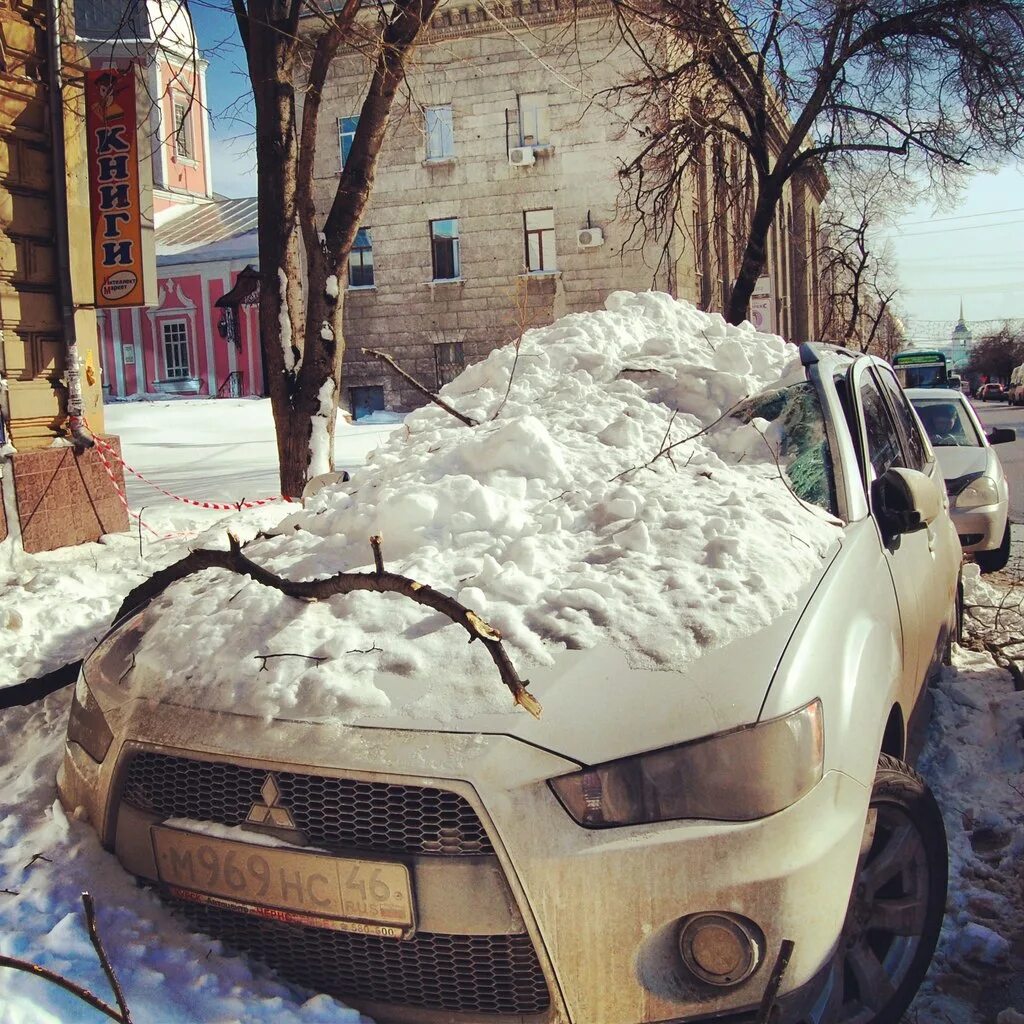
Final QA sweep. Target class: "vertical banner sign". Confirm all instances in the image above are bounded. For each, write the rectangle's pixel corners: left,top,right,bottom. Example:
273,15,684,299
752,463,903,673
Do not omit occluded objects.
85,68,146,307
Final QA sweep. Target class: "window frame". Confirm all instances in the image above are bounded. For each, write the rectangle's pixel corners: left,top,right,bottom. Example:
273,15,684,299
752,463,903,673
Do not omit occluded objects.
338,115,359,169
517,92,549,146
348,227,374,288
425,105,455,160
161,319,191,379
523,208,556,273
430,218,461,281
172,95,194,163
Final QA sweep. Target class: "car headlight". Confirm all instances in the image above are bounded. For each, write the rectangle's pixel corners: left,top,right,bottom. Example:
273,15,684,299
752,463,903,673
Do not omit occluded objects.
549,699,823,827
955,476,999,509
67,676,115,763
66,610,147,763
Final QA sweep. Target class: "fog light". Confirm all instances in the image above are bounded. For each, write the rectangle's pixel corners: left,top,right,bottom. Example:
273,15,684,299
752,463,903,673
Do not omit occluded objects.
678,913,762,987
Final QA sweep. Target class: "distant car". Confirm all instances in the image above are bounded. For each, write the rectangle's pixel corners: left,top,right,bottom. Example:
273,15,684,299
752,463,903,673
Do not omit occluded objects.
1008,364,1024,406
976,383,1005,402
908,387,1014,571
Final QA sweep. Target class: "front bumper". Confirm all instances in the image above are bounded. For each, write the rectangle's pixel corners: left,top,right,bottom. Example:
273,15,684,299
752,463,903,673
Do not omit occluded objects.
58,700,870,1024
950,503,1006,551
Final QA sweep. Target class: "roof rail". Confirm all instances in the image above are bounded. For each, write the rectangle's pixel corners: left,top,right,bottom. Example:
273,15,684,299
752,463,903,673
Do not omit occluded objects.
800,340,863,365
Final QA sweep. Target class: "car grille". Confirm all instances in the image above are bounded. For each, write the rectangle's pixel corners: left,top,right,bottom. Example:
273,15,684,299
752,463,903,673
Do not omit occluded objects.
120,752,494,856
177,902,551,1016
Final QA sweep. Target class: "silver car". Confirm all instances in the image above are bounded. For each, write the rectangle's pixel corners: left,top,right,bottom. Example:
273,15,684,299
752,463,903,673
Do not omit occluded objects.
907,387,1013,572
59,345,961,1024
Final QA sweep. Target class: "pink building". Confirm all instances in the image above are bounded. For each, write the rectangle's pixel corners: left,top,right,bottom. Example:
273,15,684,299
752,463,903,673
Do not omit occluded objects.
98,200,265,399
78,0,265,400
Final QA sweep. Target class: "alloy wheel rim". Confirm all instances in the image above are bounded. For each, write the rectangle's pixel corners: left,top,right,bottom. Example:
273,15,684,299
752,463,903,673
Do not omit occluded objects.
806,803,931,1024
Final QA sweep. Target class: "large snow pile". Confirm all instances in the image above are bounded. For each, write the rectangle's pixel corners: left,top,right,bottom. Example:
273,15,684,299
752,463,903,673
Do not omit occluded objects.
129,292,841,721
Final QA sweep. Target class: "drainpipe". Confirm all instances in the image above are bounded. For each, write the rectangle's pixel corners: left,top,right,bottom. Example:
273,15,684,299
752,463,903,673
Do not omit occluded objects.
46,0,94,448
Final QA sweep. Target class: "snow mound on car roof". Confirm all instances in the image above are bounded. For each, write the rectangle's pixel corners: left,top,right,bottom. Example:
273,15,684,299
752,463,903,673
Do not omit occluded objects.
132,292,842,720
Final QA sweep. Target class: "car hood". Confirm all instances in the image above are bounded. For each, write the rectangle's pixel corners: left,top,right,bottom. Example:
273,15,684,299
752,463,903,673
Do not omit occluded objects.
339,541,841,765
933,445,991,481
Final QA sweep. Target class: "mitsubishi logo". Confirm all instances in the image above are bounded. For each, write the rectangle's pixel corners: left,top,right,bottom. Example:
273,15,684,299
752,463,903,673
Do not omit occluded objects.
247,775,297,829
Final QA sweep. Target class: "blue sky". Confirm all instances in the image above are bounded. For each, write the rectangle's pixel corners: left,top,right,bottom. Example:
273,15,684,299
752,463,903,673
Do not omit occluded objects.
191,12,1024,336
888,166,1024,337
192,1,256,197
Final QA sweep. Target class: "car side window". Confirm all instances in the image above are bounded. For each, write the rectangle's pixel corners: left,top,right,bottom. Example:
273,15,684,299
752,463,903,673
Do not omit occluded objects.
874,367,929,471
859,374,906,481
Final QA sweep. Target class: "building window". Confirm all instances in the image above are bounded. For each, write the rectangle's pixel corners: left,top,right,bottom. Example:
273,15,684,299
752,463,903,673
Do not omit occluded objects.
425,105,454,159
339,115,358,168
524,208,556,273
430,218,460,280
435,341,465,387
349,228,374,287
162,321,190,378
173,98,193,161
518,92,548,145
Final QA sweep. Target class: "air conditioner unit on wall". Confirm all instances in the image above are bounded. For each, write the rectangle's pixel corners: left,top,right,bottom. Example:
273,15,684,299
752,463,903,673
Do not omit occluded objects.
509,146,536,167
577,227,604,248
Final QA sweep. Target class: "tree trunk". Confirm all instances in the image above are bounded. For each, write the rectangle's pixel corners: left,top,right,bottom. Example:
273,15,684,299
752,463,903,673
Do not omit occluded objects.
727,184,780,327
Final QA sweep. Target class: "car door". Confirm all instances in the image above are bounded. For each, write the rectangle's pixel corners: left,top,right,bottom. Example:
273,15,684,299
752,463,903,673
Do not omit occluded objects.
851,363,937,701
873,364,955,672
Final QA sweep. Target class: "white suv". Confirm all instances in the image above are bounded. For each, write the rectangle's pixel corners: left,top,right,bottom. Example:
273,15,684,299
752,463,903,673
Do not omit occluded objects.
59,339,960,1024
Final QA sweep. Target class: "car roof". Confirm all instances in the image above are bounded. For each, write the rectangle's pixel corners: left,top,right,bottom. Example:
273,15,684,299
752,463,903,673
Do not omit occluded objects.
905,387,969,403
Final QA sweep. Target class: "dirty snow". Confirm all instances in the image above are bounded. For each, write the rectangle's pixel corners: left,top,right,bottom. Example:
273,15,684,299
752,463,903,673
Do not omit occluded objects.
127,292,842,723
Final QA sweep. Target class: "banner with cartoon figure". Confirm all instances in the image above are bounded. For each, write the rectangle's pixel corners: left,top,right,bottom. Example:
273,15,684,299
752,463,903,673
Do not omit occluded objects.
85,67,146,307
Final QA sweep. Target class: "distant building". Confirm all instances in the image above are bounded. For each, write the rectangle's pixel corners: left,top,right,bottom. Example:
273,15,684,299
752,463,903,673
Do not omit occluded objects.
76,0,265,400
310,0,827,417
951,299,972,356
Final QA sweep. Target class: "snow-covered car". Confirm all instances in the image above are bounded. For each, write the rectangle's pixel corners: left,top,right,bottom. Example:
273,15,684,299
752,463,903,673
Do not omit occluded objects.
908,387,1014,572
58,294,961,1024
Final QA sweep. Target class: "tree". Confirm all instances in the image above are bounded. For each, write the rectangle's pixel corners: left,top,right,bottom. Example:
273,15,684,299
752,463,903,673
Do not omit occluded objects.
609,0,1024,326
231,0,443,496
818,161,907,352
966,324,1024,380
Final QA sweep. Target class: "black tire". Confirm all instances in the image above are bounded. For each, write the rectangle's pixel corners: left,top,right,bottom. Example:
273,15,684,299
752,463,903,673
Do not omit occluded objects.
976,521,1011,574
807,756,947,1024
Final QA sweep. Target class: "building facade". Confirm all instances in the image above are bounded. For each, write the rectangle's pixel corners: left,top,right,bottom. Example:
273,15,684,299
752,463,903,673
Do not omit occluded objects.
312,0,826,416
0,0,128,553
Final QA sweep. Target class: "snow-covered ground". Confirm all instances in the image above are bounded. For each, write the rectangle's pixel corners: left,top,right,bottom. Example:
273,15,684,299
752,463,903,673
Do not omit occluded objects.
0,296,1021,1022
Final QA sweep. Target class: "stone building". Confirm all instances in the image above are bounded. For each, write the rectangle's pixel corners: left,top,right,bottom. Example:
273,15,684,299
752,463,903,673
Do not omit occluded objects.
311,0,827,417
0,0,127,552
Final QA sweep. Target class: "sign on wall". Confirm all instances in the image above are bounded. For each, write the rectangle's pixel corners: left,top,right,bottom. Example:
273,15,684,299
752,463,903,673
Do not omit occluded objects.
85,68,147,307
750,275,775,335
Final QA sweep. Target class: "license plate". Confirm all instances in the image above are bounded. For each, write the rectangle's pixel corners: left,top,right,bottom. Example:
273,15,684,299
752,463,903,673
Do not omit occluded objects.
151,826,415,938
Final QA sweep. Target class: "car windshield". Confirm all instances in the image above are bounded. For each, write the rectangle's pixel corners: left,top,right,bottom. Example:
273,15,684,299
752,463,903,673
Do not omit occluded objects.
714,382,839,516
911,398,982,447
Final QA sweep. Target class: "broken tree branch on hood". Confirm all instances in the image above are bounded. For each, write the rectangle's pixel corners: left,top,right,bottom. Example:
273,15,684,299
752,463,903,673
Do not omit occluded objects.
114,534,541,718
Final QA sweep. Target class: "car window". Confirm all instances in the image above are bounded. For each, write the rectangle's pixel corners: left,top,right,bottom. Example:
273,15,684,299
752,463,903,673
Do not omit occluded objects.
728,382,838,515
859,374,906,480
874,368,928,470
911,398,983,447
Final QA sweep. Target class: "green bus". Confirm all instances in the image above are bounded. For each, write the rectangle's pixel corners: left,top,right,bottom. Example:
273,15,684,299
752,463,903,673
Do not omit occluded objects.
892,350,948,389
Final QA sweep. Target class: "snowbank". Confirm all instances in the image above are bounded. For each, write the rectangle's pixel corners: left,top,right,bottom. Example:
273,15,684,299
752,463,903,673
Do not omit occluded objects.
128,292,842,722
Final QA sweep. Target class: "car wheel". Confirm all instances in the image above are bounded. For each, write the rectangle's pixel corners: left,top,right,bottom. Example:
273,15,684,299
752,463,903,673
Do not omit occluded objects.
976,521,1011,574
804,756,947,1024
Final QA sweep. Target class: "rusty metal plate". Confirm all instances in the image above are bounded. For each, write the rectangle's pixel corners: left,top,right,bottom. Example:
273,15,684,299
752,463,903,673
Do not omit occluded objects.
152,826,415,938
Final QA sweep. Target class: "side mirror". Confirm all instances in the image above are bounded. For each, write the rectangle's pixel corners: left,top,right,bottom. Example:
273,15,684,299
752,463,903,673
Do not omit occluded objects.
987,427,1016,445
872,467,941,539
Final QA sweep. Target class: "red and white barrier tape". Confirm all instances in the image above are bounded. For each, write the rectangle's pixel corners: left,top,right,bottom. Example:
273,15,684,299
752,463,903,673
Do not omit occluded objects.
94,437,291,512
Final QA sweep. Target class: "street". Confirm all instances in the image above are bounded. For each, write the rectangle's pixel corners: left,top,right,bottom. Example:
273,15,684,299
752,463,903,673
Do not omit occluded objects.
967,397,1024,522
